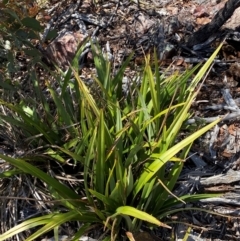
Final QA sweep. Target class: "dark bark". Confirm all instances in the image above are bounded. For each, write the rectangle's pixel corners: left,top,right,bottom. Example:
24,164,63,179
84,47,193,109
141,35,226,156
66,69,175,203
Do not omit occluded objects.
187,0,240,47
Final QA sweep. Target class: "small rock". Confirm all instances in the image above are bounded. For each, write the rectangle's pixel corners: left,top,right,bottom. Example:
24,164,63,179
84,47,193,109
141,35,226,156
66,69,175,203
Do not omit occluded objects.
46,31,87,70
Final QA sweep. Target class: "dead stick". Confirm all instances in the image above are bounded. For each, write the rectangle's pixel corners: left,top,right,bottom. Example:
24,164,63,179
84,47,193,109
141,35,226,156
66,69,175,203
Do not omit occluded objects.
187,0,240,47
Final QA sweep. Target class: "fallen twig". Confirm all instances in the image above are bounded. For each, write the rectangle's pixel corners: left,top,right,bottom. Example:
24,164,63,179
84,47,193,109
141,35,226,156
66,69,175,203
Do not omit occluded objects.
187,111,240,124
187,0,240,47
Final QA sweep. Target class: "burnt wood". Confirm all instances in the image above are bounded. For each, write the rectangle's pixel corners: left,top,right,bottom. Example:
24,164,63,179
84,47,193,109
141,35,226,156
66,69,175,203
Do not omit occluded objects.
187,0,240,47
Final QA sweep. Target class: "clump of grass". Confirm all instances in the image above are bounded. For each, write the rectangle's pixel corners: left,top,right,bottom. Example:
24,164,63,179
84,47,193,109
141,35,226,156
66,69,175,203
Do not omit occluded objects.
0,41,223,240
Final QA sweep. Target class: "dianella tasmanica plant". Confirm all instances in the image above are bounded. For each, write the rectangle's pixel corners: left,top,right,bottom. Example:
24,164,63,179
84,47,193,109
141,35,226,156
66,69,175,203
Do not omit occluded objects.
0,41,223,241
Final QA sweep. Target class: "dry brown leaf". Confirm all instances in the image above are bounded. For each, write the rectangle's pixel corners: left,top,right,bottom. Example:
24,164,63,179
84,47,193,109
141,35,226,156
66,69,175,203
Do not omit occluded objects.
196,17,211,25
228,124,236,135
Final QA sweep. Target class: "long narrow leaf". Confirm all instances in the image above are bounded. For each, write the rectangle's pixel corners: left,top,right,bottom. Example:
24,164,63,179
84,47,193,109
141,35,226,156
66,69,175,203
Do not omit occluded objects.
112,206,171,229
0,154,83,209
134,118,221,196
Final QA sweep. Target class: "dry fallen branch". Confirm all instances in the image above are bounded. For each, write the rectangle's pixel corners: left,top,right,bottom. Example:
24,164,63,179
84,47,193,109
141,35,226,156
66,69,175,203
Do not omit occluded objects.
201,169,240,185
187,111,240,124
187,0,240,47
